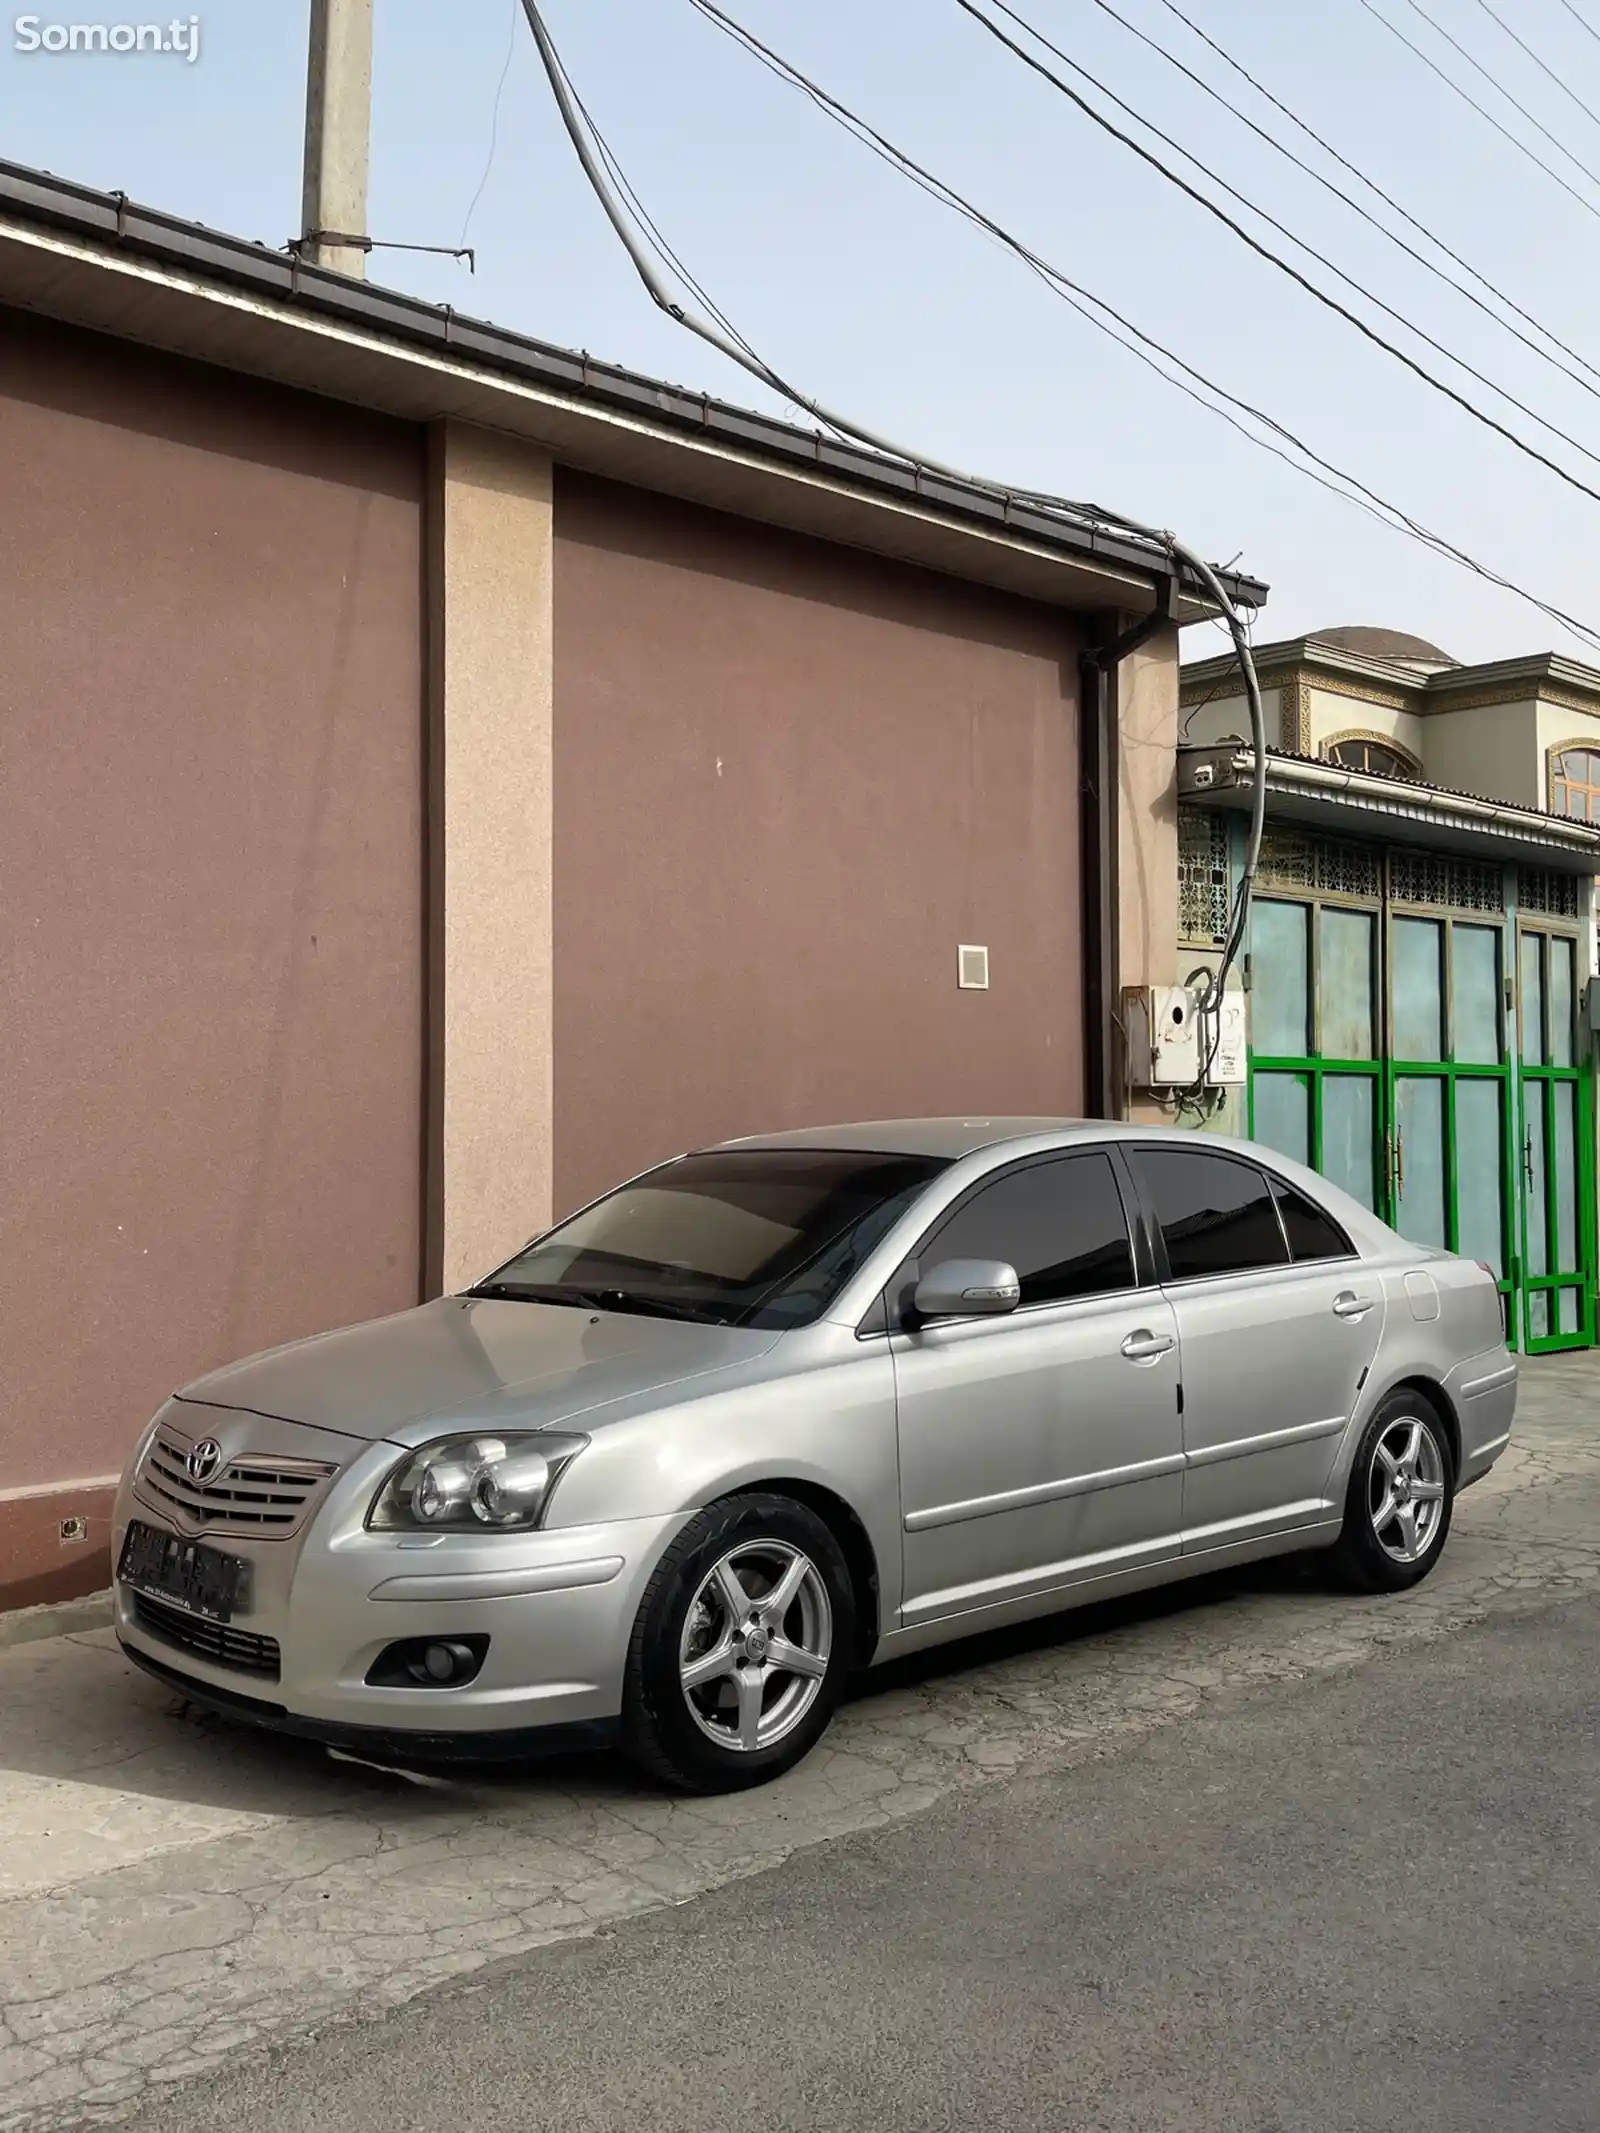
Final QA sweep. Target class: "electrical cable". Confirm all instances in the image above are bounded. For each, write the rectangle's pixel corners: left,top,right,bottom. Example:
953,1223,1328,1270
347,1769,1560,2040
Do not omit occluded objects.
522,0,1092,515
1557,0,1600,52
979,0,1600,467
1393,0,1600,186
956,0,1600,505
1089,0,1600,401
677,2,1600,1080
519,0,1268,1092
567,63,860,443
687,0,1600,655
460,0,520,250
519,0,1600,1093
568,80,766,374
1462,0,1600,132
1152,0,1600,384
681,0,1600,653
1351,0,1600,221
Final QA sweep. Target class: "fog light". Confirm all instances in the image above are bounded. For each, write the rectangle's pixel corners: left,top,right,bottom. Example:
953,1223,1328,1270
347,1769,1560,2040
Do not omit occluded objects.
417,1640,473,1684
365,1634,489,1689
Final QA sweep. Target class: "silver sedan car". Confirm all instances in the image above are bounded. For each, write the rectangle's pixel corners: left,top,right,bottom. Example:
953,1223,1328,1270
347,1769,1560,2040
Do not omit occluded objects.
113,1119,1515,1792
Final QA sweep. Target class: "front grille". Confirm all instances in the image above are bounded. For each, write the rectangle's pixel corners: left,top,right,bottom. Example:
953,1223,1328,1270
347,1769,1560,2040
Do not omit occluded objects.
131,1592,282,1681
134,1426,336,1538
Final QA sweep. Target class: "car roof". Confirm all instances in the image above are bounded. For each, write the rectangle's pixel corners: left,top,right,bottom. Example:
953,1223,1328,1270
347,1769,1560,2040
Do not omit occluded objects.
704,1118,1093,1160
700,1118,1401,1255
704,1117,1316,1162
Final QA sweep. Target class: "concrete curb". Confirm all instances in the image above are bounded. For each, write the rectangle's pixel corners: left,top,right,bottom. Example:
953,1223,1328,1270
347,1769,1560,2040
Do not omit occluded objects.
0,1588,113,1650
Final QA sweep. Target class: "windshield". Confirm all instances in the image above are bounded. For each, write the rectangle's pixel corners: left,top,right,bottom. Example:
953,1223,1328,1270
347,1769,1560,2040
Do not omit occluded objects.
469,1148,948,1329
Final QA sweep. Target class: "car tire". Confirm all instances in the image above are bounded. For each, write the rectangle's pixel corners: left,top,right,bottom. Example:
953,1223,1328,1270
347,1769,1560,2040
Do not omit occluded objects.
621,1492,855,1794
1326,1388,1456,1595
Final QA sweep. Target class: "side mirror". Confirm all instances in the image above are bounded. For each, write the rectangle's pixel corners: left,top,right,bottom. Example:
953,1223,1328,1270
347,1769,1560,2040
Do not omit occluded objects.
911,1258,1022,1322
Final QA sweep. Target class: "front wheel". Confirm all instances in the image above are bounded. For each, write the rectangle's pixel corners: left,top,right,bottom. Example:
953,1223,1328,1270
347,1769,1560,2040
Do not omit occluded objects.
1326,1391,1455,1594
621,1492,855,1793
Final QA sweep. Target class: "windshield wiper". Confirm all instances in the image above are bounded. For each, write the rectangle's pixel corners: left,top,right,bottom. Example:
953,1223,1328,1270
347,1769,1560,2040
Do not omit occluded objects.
568,1289,722,1323
465,1282,720,1323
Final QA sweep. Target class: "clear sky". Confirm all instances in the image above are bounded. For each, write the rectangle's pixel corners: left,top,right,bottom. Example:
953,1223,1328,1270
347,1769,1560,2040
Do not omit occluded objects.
5,0,1600,663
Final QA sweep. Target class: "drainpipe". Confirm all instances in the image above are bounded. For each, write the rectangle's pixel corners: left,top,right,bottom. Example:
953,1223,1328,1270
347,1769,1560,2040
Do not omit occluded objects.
1080,579,1184,1119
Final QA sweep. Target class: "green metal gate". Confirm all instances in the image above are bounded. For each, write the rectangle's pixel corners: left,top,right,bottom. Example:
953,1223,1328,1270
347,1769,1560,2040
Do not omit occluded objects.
1232,825,1594,1352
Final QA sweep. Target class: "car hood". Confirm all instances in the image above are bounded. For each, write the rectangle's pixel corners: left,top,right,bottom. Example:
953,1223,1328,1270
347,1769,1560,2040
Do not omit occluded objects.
175,1296,782,1446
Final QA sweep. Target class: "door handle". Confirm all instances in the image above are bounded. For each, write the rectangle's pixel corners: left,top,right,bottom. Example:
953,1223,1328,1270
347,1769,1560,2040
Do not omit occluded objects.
1120,1329,1175,1361
1332,1292,1374,1320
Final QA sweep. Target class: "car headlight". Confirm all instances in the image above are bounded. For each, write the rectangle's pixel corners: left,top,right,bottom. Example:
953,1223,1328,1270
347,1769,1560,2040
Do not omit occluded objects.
368,1432,589,1533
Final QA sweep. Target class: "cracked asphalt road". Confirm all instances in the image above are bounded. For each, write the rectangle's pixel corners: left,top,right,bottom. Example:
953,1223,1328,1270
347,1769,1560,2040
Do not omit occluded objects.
98,1585,1600,2133
1,1353,1597,2131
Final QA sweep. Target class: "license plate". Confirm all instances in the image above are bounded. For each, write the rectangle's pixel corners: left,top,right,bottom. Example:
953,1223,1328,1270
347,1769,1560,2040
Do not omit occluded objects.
118,1519,250,1623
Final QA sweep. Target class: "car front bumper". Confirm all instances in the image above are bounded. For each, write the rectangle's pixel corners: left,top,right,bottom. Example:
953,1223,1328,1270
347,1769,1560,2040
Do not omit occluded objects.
116,1636,625,1762
113,1403,687,1753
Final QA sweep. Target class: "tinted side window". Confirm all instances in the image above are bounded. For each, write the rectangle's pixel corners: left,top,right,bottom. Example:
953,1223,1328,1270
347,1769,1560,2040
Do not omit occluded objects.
923,1153,1135,1307
1127,1150,1289,1281
1271,1180,1354,1263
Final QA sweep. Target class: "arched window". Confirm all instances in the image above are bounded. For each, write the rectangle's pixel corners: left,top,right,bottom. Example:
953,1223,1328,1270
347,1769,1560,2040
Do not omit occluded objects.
1325,736,1420,779
1550,746,1600,821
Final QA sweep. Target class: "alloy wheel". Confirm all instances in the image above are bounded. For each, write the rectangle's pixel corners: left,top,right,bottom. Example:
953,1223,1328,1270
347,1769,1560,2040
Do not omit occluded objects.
678,1540,833,1753
1367,1414,1447,1565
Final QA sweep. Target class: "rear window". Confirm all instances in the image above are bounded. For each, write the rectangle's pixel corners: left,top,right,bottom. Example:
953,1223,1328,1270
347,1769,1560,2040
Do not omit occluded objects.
1271,1180,1354,1263
1126,1148,1289,1282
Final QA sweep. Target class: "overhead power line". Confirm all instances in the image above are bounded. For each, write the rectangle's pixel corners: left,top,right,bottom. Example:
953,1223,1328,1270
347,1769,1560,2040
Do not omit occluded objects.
682,0,1600,654
1557,0,1600,51
1143,0,1600,393
520,0,1274,1073
459,0,520,250
974,0,1600,459
1463,0,1600,133
1393,0,1600,190
1351,0,1600,221
955,0,1600,509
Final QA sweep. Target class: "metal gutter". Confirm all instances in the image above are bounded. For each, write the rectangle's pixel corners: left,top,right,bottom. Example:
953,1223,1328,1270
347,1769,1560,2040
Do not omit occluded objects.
0,157,1267,617
1179,745,1600,869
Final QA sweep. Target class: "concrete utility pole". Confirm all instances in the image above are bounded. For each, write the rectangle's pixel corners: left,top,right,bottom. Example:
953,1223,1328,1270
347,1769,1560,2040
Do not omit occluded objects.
300,0,373,277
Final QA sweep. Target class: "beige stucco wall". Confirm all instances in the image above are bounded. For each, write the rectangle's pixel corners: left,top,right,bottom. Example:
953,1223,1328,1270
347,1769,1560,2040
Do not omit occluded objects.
1178,685,1275,751
1307,690,1423,765
427,422,554,1293
1122,626,1245,1129
1421,698,1540,806
1119,625,1179,1007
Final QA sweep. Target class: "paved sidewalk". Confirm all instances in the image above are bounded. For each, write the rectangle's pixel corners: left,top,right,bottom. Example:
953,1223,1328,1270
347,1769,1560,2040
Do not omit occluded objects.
1,1356,1597,2131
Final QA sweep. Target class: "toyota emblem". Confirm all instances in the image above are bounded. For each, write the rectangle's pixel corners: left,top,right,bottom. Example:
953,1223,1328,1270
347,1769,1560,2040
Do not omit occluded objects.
186,1438,223,1485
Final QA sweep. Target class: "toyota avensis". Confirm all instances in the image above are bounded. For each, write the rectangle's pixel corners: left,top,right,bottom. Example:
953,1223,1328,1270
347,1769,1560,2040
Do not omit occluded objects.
113,1119,1516,1792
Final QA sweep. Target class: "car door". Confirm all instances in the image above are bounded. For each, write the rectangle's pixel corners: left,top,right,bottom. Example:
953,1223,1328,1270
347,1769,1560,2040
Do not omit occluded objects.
1122,1145,1386,1551
890,1148,1185,1632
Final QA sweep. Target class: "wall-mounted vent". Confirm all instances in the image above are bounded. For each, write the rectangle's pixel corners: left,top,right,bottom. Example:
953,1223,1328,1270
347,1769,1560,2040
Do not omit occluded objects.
958,944,990,990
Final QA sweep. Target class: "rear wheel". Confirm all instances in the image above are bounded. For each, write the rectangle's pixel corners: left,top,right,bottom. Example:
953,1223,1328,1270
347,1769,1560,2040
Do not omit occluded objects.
1326,1390,1455,1593
622,1492,854,1793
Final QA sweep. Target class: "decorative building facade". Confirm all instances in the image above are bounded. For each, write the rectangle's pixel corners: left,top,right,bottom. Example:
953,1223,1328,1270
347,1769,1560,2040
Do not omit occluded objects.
1179,626,1600,1354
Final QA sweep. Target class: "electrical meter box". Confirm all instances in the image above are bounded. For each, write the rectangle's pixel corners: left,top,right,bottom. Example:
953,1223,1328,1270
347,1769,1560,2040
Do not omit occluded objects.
1197,990,1248,1085
1124,986,1200,1087
1124,985,1248,1088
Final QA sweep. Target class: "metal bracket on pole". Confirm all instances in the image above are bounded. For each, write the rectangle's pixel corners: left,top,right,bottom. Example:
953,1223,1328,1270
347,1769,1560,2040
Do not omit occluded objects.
286,232,476,271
